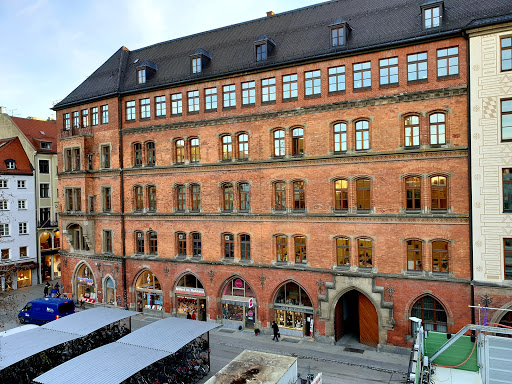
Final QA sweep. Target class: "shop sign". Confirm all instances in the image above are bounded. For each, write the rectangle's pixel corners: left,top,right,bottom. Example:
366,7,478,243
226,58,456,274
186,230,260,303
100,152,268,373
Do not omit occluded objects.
77,277,94,286
247,310,254,317
248,298,253,308
234,279,243,288
274,304,314,314
175,286,205,296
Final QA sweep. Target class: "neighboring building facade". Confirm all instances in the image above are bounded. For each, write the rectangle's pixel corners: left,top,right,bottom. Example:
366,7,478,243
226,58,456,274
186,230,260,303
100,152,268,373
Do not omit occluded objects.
0,110,60,282
469,16,512,328
0,137,37,290
54,0,510,347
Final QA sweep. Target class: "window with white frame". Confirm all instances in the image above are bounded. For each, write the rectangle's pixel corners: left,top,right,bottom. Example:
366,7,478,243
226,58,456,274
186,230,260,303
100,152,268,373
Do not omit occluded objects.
0,200,7,210
17,180,26,189
0,180,6,188
261,78,276,103
283,74,298,99
140,98,151,119
305,70,321,96
0,223,9,236
92,107,99,126
126,101,136,121
223,85,236,108
205,88,217,110
328,66,345,93
379,57,398,86
6,160,15,169
188,90,200,112
155,96,166,117
20,246,28,258
408,53,428,81
171,93,182,115
424,6,441,29
437,47,459,77
18,200,26,209
242,81,256,105
19,222,28,235
353,62,371,89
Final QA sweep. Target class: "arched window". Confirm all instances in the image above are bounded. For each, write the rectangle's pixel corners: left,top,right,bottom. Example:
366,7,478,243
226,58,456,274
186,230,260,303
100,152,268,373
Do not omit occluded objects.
104,277,115,305
275,282,312,307
432,241,449,272
148,231,157,255
222,135,232,160
136,270,163,311
223,233,234,259
334,179,348,211
134,185,143,211
177,232,186,256
405,177,421,211
430,113,446,145
356,178,371,210
191,184,201,211
148,185,157,211
238,134,249,160
294,236,307,264
358,238,372,267
407,240,422,270
135,231,145,254
292,128,304,156
404,115,420,147
431,176,447,210
175,139,185,164
499,311,512,329
273,130,285,157
276,235,288,262
76,263,95,300
239,183,250,211
134,143,143,167
146,142,155,166
333,122,347,153
223,183,233,211
274,282,313,333
240,234,250,260
192,232,201,257
274,182,286,210
336,238,350,266
176,185,186,211
411,296,447,334
355,120,369,150
187,138,199,163
293,181,305,210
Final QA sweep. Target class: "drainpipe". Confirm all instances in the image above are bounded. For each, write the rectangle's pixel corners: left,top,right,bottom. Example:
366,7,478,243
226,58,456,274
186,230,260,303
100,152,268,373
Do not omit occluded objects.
118,97,128,310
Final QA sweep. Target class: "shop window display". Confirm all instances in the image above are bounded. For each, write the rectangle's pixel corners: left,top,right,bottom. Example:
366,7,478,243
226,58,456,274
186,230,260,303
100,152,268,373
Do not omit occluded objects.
17,270,32,288
104,277,115,305
136,270,163,311
221,277,257,329
76,264,96,302
175,274,206,320
274,282,313,336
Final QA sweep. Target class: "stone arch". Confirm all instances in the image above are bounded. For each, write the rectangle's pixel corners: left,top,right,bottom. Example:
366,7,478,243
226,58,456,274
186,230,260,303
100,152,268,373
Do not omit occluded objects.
102,274,117,306
490,301,512,324
72,261,96,302
133,268,163,312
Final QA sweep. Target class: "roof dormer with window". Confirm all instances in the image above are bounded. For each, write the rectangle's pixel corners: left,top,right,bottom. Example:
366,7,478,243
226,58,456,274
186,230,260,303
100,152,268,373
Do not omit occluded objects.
5,159,15,170
190,49,211,74
421,0,444,29
254,34,275,62
329,18,350,48
136,60,158,84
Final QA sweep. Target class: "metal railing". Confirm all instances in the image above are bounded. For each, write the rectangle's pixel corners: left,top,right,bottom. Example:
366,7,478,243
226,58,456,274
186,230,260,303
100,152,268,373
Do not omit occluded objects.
60,125,92,138
38,220,59,228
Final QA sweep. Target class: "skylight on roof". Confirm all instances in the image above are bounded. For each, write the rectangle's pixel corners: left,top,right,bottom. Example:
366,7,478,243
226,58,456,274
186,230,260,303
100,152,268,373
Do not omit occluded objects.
40,131,45,135
134,59,139,64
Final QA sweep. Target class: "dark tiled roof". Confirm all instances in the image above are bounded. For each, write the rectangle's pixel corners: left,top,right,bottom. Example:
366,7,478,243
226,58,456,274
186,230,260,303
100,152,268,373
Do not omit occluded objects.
0,137,33,175
10,116,57,154
54,0,512,110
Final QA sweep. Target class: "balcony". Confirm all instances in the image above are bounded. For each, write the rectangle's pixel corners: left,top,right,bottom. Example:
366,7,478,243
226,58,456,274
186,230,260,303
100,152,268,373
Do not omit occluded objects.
38,220,59,229
60,126,92,138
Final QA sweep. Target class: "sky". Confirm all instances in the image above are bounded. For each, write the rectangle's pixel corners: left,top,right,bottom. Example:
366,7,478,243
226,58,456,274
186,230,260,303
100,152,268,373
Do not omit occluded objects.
0,0,318,120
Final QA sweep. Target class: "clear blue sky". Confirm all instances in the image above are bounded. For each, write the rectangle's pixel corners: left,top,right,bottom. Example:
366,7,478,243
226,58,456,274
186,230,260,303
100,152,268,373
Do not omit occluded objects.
0,0,318,120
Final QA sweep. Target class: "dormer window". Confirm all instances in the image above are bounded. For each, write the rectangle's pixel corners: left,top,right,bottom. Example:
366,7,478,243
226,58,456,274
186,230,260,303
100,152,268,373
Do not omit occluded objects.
136,61,157,84
190,49,211,74
137,68,146,84
422,1,443,29
254,35,275,62
40,141,51,150
329,18,349,47
5,160,15,170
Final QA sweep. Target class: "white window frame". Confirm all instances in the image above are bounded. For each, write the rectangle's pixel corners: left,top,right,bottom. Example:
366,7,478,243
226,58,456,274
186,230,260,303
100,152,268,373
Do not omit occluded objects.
18,200,26,209
17,180,26,189
19,222,28,235
0,223,10,236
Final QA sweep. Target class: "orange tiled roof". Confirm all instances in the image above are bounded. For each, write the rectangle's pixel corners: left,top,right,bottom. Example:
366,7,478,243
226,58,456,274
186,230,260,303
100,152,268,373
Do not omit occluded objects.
10,116,57,153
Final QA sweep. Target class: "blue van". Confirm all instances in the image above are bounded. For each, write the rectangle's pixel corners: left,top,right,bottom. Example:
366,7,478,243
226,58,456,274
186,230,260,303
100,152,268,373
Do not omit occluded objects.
18,298,75,325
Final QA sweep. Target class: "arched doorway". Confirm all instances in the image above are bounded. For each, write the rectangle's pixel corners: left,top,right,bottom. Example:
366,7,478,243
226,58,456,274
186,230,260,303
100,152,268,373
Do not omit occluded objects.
75,263,96,302
135,270,163,312
334,290,379,348
273,282,313,337
174,274,206,321
103,276,116,305
221,277,257,329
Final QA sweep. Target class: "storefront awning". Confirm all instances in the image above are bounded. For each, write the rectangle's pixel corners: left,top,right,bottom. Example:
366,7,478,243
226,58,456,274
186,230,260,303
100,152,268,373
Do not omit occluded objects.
221,295,256,307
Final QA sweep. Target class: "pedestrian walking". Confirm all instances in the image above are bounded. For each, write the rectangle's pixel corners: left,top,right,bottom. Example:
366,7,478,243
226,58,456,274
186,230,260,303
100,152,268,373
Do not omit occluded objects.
272,321,280,342
191,311,197,321
43,282,50,297
186,312,192,319
55,282,60,297
51,284,57,298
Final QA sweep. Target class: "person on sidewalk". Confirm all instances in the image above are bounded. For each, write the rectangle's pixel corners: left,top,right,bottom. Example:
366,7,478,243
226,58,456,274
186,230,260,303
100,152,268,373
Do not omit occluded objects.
187,312,192,319
55,282,60,297
272,321,280,342
43,282,50,297
191,311,197,321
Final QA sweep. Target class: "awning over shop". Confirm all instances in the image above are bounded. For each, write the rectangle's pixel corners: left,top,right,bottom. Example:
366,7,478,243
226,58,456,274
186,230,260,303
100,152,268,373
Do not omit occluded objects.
34,317,222,384
221,295,256,307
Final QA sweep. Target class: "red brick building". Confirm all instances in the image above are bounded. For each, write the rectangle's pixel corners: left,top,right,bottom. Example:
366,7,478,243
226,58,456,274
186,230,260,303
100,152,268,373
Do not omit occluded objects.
54,0,511,348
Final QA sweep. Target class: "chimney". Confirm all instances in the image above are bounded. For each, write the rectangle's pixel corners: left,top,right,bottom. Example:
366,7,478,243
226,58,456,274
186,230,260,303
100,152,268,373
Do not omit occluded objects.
0,106,3,114
266,11,275,17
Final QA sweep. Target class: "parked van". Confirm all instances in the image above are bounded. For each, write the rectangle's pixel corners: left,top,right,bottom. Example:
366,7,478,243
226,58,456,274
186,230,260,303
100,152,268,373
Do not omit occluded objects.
18,298,75,325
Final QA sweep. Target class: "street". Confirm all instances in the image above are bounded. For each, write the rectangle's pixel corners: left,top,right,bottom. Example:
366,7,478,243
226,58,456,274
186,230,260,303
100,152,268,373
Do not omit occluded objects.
1,281,408,384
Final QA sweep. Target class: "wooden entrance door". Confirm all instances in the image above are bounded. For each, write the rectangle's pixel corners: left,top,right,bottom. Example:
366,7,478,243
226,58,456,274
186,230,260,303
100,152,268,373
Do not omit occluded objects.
358,293,379,347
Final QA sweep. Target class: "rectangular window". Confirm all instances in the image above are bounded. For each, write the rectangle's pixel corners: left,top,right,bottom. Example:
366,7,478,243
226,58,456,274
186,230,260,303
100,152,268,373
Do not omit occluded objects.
242,81,256,106
101,145,111,168
504,169,512,212
356,179,371,210
19,222,28,235
293,181,305,210
75,188,82,212
20,246,28,258
240,235,250,259
276,236,287,262
136,232,145,254
188,90,200,113
40,141,51,150
137,69,146,84
0,223,9,237
18,180,26,189
191,185,201,211
1,249,9,260
239,184,250,211
18,200,26,209
223,85,236,108
283,74,298,100
408,53,428,81
305,70,321,96
0,180,6,188
256,44,267,61
223,234,234,259
331,26,344,47
505,238,512,279
193,233,201,257
190,138,200,163
437,47,459,77
502,37,512,72
177,186,186,211
336,238,350,266
92,107,99,126
101,105,109,124
379,57,398,86
205,88,217,111
65,189,73,211
148,186,157,211
353,62,371,89
73,148,80,170
103,187,112,212
0,200,7,210
155,96,166,117
358,239,372,267
171,93,182,115
295,237,306,264
73,111,79,128
149,232,157,254
140,98,150,119
64,149,72,171
261,78,276,103
39,160,49,174
81,109,89,127
40,183,50,198
104,230,113,253
405,116,420,147
328,66,345,93
192,57,201,73
64,113,70,130
89,196,95,213
177,233,186,256
424,6,440,29
502,99,512,141
126,101,136,121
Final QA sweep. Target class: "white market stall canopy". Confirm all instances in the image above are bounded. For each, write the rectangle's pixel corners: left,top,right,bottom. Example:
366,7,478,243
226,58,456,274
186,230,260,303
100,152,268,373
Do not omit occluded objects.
33,317,221,384
0,307,138,370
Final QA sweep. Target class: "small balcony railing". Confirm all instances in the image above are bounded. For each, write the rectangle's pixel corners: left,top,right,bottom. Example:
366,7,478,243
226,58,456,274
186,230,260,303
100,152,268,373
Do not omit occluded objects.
60,126,93,138
38,220,59,228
